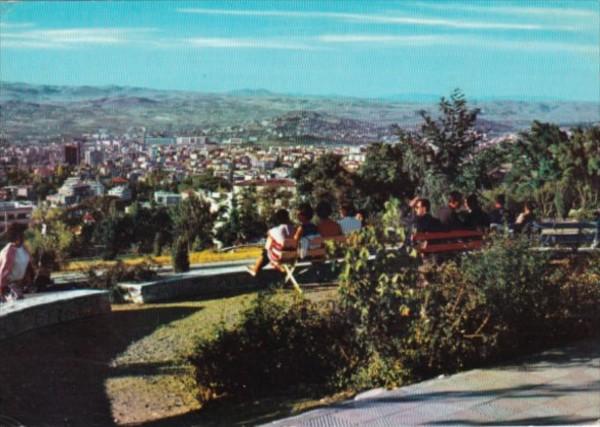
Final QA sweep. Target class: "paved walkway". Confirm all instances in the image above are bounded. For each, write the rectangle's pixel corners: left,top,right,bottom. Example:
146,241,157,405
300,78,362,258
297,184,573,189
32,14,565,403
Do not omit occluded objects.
268,339,600,426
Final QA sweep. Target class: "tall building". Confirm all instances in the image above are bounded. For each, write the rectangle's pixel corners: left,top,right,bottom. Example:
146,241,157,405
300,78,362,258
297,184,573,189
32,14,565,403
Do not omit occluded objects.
64,143,80,166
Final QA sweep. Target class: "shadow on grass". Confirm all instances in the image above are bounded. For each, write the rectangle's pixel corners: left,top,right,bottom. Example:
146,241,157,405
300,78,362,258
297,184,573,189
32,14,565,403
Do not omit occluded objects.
0,305,201,426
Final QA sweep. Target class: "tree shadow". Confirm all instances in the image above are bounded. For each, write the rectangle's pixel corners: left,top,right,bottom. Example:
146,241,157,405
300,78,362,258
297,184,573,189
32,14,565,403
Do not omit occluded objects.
0,305,201,426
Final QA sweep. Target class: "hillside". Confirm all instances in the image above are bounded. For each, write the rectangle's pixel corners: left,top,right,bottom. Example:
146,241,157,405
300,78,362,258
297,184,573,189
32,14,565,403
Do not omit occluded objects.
1,82,598,142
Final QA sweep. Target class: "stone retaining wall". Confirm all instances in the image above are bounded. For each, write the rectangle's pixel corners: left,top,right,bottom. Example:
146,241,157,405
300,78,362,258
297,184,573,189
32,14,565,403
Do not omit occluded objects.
0,290,111,341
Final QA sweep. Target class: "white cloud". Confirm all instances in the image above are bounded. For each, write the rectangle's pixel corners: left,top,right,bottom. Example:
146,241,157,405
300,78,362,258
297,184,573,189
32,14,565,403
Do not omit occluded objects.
318,34,442,44
176,8,578,31
185,37,320,50
1,27,157,49
413,2,596,19
0,21,34,28
317,33,598,55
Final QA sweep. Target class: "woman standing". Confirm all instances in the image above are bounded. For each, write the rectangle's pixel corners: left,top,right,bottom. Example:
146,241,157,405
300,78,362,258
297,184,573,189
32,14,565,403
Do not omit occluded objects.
0,223,33,302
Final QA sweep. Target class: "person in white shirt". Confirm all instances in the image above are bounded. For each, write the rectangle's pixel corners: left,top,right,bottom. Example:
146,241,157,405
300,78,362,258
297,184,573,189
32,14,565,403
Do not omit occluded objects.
338,202,362,236
246,209,295,276
0,223,33,302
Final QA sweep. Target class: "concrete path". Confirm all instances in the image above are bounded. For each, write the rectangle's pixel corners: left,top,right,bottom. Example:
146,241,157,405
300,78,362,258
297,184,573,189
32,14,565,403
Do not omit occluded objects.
267,339,600,426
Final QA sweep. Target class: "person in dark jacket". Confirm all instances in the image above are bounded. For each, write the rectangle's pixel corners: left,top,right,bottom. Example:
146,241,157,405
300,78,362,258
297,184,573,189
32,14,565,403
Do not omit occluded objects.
437,191,464,230
414,198,443,233
489,194,514,225
463,194,491,231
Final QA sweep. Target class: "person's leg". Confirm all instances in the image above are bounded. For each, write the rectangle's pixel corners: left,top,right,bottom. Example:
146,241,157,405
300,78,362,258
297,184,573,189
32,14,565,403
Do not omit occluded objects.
247,249,269,276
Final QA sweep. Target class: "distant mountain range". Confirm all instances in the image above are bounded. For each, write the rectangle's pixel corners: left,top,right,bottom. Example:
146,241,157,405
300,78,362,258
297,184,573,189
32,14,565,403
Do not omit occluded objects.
1,81,598,142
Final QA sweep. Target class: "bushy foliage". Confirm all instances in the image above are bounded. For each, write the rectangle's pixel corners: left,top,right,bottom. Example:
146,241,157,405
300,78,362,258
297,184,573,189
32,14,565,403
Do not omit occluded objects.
191,292,350,402
190,227,600,404
507,122,600,218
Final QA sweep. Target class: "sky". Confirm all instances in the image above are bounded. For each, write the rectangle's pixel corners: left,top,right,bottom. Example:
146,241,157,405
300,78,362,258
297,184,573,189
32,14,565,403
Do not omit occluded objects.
0,1,598,101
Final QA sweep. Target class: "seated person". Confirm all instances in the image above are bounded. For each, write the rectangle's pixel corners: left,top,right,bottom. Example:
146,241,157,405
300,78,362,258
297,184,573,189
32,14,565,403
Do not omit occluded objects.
0,223,33,302
246,209,295,276
413,198,443,233
437,190,465,230
292,202,319,239
514,201,536,234
463,194,491,231
315,200,343,238
293,203,321,258
338,202,362,235
356,209,368,228
489,194,514,225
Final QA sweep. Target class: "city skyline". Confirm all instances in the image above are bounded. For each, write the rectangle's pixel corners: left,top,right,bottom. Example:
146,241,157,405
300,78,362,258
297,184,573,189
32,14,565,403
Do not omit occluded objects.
0,1,599,101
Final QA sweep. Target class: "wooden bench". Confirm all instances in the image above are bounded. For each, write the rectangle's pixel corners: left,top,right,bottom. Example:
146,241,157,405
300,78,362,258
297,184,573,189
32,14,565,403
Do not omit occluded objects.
535,221,599,250
275,235,347,293
412,229,484,255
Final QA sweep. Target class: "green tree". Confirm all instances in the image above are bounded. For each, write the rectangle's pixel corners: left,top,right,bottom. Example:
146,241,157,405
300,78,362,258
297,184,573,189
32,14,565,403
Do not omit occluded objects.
172,236,190,273
238,186,267,240
216,198,242,247
399,89,482,206
93,214,133,260
170,194,216,250
357,143,417,211
27,206,75,268
291,153,357,210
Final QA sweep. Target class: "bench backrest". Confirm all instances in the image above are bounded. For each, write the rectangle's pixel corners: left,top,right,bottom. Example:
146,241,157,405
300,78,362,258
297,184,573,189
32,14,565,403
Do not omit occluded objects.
278,235,347,263
536,221,599,247
412,229,484,254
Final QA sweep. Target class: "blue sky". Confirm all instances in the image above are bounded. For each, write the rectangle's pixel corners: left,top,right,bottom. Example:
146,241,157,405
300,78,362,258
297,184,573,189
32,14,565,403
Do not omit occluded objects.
0,1,598,101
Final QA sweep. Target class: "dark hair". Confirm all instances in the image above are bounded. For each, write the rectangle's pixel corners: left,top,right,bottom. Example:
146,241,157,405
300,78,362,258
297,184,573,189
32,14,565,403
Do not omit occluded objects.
5,223,27,243
315,200,333,219
297,203,314,221
466,194,480,211
495,194,506,205
340,201,355,216
417,198,431,212
273,209,290,225
448,191,463,205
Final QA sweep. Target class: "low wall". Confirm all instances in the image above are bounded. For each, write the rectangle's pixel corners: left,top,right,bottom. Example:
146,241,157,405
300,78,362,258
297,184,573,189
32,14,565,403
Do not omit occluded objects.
0,290,111,341
118,262,342,304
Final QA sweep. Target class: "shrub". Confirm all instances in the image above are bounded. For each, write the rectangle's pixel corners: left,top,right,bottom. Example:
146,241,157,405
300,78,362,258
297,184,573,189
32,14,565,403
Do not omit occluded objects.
189,229,600,406
460,236,560,353
172,237,190,273
337,226,418,388
404,261,498,378
191,292,350,402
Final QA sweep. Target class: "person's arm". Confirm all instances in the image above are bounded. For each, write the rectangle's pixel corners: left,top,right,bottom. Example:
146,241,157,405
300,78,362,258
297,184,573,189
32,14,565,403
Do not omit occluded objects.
0,244,16,293
293,225,303,243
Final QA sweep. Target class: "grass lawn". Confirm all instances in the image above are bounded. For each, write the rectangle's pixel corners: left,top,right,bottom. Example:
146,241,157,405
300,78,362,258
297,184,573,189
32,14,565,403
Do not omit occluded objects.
0,286,341,427
63,246,262,272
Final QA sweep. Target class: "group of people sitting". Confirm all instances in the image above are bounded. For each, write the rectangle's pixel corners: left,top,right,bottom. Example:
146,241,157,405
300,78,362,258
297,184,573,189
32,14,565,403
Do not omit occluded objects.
246,201,364,276
410,192,535,234
247,192,538,276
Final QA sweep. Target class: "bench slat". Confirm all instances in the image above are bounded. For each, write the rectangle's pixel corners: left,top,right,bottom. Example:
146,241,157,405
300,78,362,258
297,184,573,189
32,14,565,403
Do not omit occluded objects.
413,230,483,242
